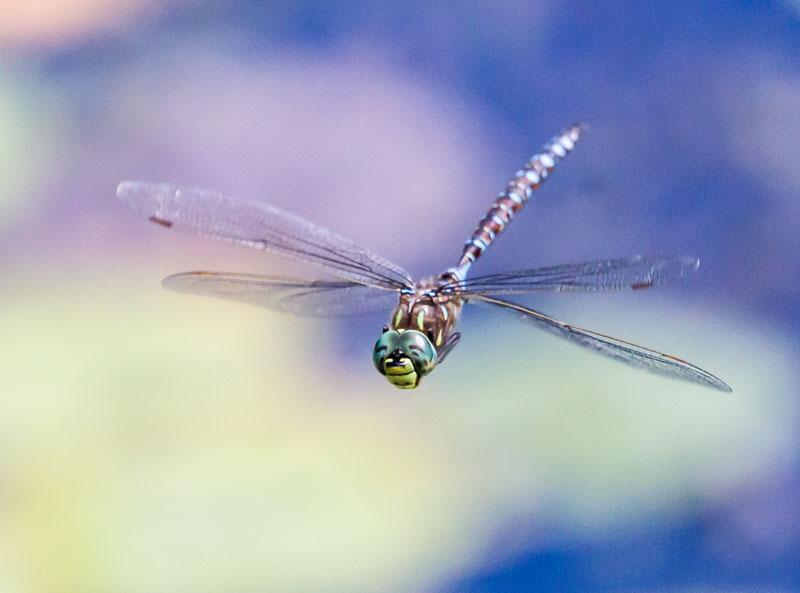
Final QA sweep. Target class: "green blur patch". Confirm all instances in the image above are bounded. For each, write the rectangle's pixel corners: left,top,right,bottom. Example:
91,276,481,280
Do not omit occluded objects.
0,68,63,230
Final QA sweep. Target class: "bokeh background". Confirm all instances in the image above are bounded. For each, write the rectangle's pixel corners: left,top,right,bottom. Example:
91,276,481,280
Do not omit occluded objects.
1,2,799,592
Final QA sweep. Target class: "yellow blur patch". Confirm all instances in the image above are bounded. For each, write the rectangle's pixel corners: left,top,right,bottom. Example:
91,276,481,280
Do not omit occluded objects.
383,358,418,389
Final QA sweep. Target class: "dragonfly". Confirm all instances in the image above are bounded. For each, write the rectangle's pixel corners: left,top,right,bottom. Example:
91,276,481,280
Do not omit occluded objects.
116,124,732,392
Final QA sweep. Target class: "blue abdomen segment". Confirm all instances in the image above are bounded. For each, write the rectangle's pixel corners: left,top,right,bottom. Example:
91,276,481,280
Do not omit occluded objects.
456,125,583,271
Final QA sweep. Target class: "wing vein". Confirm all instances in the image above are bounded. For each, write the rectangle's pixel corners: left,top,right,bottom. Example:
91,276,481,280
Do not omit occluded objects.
469,294,732,392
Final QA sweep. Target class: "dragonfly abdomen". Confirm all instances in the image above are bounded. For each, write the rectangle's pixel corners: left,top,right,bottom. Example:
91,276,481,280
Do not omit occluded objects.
456,125,583,271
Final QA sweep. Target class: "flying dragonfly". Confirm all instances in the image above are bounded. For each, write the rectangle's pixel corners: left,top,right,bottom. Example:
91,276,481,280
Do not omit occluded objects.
116,125,732,392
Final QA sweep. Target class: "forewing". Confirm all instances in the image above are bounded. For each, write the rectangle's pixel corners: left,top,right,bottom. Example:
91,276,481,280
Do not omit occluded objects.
117,181,413,290
163,272,399,317
470,295,732,392
441,256,699,296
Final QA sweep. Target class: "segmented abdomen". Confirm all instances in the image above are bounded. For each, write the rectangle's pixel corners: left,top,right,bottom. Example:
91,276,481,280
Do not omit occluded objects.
456,125,583,270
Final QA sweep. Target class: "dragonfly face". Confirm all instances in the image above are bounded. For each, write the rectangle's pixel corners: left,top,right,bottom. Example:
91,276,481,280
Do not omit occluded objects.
373,327,438,389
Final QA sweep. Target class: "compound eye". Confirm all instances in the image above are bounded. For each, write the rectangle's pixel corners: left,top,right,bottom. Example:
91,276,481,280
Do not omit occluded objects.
372,344,388,372
373,329,401,373
401,330,437,377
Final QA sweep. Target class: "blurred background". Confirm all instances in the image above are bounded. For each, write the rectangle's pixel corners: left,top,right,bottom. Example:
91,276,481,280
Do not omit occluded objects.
1,1,799,592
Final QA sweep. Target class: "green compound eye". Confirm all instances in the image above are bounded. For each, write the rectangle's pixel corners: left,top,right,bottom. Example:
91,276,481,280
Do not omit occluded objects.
396,330,437,376
372,330,396,373
373,329,438,389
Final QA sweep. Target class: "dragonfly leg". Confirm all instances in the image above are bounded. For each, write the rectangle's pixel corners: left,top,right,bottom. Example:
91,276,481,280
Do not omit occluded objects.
436,332,461,364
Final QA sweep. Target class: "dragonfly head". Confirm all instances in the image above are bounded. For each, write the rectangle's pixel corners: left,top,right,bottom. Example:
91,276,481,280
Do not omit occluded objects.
373,327,437,389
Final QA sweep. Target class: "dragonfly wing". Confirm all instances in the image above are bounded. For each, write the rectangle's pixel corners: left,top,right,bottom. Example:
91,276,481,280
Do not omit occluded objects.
441,255,699,296
117,181,413,290
470,295,732,392
163,272,399,317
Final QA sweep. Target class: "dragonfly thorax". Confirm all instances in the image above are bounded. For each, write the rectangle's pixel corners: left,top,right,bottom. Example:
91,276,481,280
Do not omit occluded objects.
389,276,463,350
371,275,464,389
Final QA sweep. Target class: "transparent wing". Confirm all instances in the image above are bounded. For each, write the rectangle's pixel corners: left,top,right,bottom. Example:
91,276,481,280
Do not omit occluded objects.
470,295,732,392
163,272,399,317
117,181,413,290
440,256,699,296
